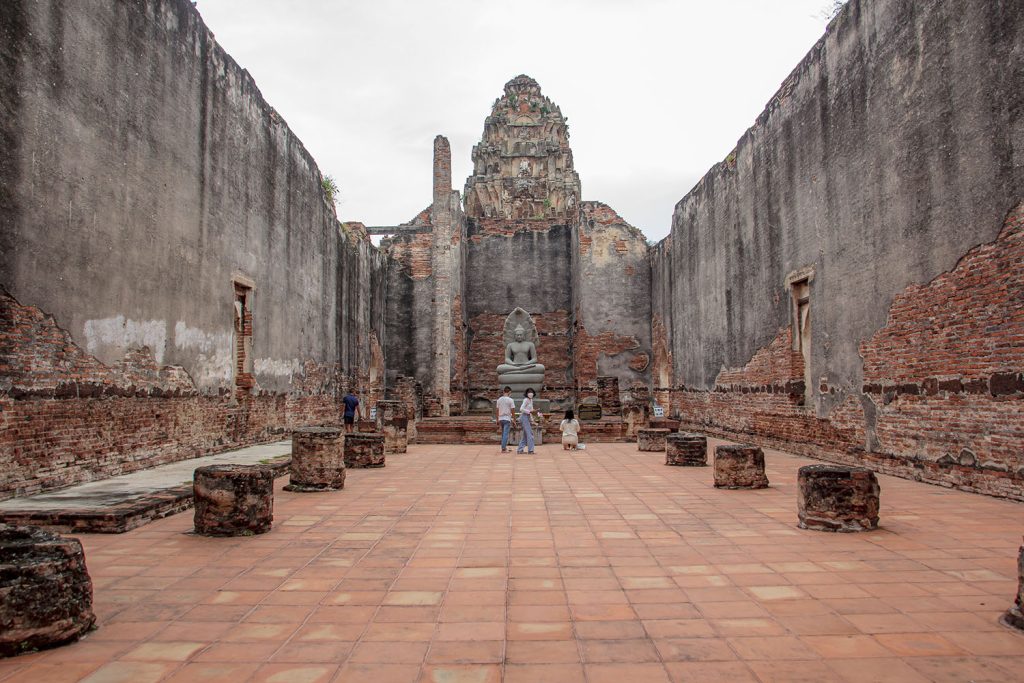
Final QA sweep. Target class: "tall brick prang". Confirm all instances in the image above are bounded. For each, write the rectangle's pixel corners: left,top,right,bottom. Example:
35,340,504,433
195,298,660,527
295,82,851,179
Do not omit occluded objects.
428,135,455,416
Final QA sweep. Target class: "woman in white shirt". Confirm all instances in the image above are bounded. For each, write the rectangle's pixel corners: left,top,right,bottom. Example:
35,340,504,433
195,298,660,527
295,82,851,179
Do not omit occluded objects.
516,388,539,454
559,409,581,450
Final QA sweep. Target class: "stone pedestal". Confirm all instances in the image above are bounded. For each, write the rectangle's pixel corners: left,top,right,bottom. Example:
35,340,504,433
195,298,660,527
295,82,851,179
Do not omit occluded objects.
666,432,707,466
377,400,409,453
193,464,274,536
344,433,386,468
714,445,769,489
0,524,96,657
285,427,346,492
637,428,670,452
1002,542,1024,631
797,464,879,532
596,376,622,416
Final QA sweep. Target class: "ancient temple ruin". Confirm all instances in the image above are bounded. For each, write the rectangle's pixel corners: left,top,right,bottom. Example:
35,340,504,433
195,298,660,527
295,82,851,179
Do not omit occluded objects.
0,0,1021,505
382,75,652,420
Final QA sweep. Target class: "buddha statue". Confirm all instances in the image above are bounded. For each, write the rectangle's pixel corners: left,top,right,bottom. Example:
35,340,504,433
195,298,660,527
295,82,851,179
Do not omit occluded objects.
496,322,545,393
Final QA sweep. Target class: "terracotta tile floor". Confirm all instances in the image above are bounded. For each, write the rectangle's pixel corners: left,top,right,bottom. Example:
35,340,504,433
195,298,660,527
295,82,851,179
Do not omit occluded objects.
1,439,1021,682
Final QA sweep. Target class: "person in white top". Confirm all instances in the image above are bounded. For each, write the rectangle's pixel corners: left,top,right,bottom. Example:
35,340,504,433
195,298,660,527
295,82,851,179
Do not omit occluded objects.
495,386,516,453
559,409,581,450
516,388,540,454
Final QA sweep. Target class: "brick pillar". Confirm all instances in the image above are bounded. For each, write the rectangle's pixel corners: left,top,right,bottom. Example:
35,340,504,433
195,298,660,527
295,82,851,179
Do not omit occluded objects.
376,400,408,453
595,376,621,416
393,375,422,442
429,135,454,416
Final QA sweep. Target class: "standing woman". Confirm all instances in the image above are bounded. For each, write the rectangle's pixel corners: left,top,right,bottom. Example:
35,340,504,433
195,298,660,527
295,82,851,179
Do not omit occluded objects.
516,388,539,454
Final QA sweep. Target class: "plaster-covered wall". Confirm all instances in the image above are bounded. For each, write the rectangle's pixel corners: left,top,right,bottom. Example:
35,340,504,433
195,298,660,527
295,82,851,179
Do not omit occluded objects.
651,0,1023,498
0,0,387,497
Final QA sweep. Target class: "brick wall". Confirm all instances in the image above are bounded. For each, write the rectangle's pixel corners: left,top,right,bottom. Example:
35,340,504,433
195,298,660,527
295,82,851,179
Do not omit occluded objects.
0,290,351,499
466,310,573,406
573,203,652,403
666,204,1023,500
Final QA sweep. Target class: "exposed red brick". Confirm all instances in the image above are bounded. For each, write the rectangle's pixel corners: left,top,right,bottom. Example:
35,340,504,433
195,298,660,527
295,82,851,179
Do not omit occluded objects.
669,204,1024,500
466,310,572,404
572,308,639,389
0,292,354,500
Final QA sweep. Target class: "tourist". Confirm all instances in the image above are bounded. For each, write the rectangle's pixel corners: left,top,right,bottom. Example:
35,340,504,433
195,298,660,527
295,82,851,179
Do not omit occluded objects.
495,386,515,453
342,390,360,434
516,388,540,454
559,409,581,450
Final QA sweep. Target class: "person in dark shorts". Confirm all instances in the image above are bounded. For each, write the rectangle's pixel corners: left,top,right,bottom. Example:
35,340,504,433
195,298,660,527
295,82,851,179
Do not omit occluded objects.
343,390,360,433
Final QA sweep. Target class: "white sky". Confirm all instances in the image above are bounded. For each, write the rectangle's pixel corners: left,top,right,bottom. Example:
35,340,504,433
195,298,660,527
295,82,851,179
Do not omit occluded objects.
195,1,839,241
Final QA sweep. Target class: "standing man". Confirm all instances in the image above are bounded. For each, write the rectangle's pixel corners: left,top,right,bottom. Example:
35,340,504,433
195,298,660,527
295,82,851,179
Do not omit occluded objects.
343,389,361,434
495,386,515,453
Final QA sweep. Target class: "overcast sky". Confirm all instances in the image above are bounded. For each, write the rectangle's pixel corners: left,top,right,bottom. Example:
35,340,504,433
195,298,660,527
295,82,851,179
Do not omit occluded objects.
195,1,840,242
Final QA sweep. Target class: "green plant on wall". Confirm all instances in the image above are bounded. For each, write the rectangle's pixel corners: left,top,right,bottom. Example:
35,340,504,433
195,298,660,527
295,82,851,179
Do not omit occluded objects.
322,175,340,204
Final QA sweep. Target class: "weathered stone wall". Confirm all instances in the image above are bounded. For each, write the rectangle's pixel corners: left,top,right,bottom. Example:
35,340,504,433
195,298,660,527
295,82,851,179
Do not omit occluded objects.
573,202,652,395
465,220,574,408
651,0,1023,499
0,0,387,498
382,141,467,416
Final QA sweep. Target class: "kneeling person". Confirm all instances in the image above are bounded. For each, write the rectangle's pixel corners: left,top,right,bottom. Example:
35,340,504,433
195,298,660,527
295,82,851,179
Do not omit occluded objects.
560,410,581,450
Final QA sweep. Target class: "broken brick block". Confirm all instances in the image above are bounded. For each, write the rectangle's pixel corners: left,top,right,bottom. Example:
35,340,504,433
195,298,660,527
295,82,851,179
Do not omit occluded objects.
193,464,274,536
0,524,96,657
344,433,386,468
666,432,708,466
714,445,769,489
797,464,879,532
285,427,346,492
637,428,670,452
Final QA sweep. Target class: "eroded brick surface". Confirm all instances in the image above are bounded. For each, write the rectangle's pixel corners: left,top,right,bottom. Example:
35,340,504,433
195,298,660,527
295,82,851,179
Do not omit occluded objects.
466,310,572,405
344,433,386,468
797,464,879,532
192,464,274,536
667,205,1023,500
376,400,408,454
0,524,96,657
286,427,346,492
637,428,669,452
714,444,769,489
666,432,707,466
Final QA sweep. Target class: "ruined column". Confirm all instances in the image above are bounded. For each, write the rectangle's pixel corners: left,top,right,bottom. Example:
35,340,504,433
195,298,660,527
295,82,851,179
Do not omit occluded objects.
666,432,708,466
193,465,275,536
797,464,879,531
428,135,454,416
1002,541,1024,631
0,525,96,656
393,375,422,442
637,427,670,452
376,400,408,453
285,427,346,492
714,445,769,489
344,433,386,468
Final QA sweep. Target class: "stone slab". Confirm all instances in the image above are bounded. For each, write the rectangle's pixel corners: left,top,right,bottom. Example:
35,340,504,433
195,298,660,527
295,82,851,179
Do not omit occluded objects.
0,442,291,534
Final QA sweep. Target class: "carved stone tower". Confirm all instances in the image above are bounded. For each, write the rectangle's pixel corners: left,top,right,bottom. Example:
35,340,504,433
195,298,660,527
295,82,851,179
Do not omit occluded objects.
464,75,581,220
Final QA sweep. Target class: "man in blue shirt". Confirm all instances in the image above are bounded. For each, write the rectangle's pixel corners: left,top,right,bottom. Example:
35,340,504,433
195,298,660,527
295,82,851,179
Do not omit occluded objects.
343,391,361,433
